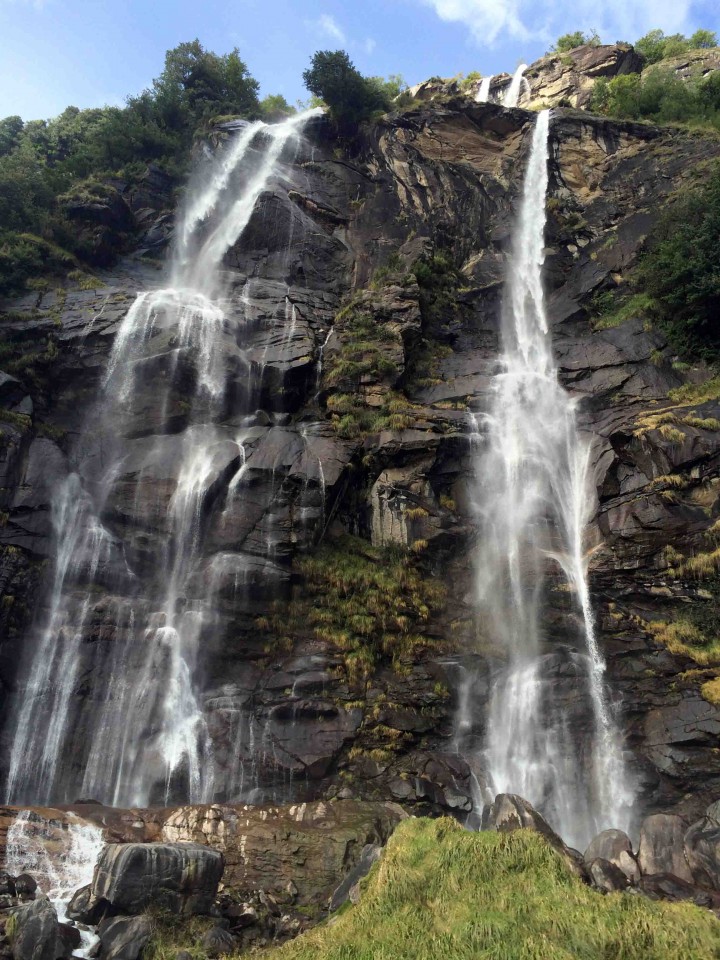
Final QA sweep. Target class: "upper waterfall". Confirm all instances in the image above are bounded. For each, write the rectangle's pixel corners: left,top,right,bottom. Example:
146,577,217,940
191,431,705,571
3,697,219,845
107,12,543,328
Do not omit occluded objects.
504,65,527,107
472,109,633,848
475,76,493,103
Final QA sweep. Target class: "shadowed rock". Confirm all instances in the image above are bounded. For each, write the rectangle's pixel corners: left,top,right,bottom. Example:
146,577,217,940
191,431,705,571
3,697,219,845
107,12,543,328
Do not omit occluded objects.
9,898,58,960
637,814,693,883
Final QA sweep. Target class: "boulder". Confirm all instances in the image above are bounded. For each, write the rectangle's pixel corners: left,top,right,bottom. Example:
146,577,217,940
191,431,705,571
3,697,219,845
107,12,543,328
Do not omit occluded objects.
56,923,81,957
637,814,693,882
684,816,720,890
91,843,224,916
9,899,58,960
638,872,720,911
97,916,152,960
583,829,640,883
587,858,631,893
200,924,237,958
13,876,37,902
66,884,106,925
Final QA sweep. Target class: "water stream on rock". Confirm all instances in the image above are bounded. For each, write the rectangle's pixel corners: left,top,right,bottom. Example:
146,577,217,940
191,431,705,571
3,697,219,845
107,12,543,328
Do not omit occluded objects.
475,76,493,103
504,65,527,107
5,811,105,958
5,108,322,808
472,109,633,848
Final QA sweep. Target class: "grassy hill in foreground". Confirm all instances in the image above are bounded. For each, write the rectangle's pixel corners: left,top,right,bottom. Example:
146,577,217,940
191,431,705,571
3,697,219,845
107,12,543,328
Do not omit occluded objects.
264,817,720,960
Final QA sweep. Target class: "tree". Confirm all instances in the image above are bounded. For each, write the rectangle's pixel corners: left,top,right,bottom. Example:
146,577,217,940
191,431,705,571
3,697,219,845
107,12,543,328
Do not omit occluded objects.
369,74,407,100
550,30,599,53
635,29,690,63
0,116,23,158
259,94,296,122
303,50,389,127
690,29,718,49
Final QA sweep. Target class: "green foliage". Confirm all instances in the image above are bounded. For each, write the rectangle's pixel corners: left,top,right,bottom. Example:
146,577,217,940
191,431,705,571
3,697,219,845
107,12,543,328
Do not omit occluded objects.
258,535,446,680
0,39,261,295
265,818,720,960
635,28,717,65
589,67,720,131
634,166,720,361
303,50,390,127
368,74,407,101
691,29,719,49
550,30,600,53
259,93,297,122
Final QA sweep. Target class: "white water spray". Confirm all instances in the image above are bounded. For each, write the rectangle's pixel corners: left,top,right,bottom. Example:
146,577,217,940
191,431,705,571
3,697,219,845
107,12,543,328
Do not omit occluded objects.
474,110,632,848
504,65,527,107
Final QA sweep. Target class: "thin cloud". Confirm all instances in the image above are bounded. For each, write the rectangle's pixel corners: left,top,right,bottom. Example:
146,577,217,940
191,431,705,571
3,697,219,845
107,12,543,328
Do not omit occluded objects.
364,38,377,54
417,0,696,46
308,13,347,45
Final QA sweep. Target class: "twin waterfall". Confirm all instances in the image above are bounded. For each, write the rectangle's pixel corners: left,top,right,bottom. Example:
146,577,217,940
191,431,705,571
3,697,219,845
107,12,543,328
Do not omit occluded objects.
3,99,630,845
475,110,631,847
5,109,321,807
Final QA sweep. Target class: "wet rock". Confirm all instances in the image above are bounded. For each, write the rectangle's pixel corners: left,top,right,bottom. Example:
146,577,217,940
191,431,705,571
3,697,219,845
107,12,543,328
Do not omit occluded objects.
587,858,631,893
637,814,693,883
56,923,81,957
584,829,639,883
329,844,382,912
66,885,105,925
638,872,720,911
97,916,152,960
0,875,14,897
13,877,37,902
223,904,257,929
9,898,58,960
91,843,224,915
684,816,720,891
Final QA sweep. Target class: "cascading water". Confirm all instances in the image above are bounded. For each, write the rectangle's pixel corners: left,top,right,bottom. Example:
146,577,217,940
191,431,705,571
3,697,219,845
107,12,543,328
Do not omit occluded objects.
504,64,527,107
5,108,322,808
5,811,105,957
475,76,493,103
472,110,633,848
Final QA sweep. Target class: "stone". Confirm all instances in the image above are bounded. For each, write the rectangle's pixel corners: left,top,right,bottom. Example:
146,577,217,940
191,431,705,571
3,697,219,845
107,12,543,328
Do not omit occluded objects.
584,829,639,883
587,858,630,893
56,923,81,958
97,916,152,960
684,817,720,891
91,843,224,915
328,844,382,912
637,814,693,883
0,875,14,896
200,925,236,958
13,877,37,902
66,885,105,925
9,898,58,960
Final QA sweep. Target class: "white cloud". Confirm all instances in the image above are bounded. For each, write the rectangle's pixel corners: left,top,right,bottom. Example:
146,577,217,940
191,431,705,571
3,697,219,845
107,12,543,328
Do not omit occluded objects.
364,37,377,54
309,13,347,45
417,0,696,46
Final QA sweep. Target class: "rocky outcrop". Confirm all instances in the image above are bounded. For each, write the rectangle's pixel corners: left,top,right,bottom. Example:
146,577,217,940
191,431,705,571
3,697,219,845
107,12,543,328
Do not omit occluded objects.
521,44,642,109
7,899,58,960
96,916,152,960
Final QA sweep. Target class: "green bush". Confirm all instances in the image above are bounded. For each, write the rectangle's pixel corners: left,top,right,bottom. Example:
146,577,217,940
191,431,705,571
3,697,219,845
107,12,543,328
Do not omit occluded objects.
550,30,600,53
589,68,720,129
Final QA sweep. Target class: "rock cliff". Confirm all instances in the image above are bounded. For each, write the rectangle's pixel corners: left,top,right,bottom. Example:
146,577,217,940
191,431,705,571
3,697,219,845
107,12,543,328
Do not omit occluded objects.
1,90,720,828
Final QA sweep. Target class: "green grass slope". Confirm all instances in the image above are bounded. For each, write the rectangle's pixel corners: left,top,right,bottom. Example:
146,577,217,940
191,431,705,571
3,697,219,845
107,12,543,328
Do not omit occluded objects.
264,817,720,960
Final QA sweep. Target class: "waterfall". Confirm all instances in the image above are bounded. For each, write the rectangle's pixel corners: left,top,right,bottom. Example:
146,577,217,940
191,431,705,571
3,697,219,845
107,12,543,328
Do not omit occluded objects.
5,811,105,957
504,65,527,107
475,76,493,103
5,108,322,808
473,110,632,848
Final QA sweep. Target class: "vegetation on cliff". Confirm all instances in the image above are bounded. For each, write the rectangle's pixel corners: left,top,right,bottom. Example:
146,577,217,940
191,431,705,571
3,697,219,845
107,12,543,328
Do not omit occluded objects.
265,818,720,960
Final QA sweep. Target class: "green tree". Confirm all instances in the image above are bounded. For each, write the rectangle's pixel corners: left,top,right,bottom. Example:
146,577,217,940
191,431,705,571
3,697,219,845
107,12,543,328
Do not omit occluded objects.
550,30,599,53
637,167,720,359
690,29,717,49
0,116,23,158
259,94,296,122
303,50,389,127
369,74,407,100
635,29,690,63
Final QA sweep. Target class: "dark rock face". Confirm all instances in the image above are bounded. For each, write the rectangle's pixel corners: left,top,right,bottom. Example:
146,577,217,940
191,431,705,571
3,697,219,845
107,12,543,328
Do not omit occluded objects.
8,899,58,960
583,829,639,883
328,843,382,912
684,817,720,891
587,858,630,893
90,843,224,916
2,92,720,832
637,815,693,883
97,916,152,960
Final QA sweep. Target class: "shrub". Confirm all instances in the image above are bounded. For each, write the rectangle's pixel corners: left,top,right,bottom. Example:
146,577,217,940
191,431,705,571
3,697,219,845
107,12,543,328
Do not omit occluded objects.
550,30,600,54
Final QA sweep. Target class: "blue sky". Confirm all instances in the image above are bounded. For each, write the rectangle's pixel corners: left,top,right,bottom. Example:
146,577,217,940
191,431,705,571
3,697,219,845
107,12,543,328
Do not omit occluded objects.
1,0,718,121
